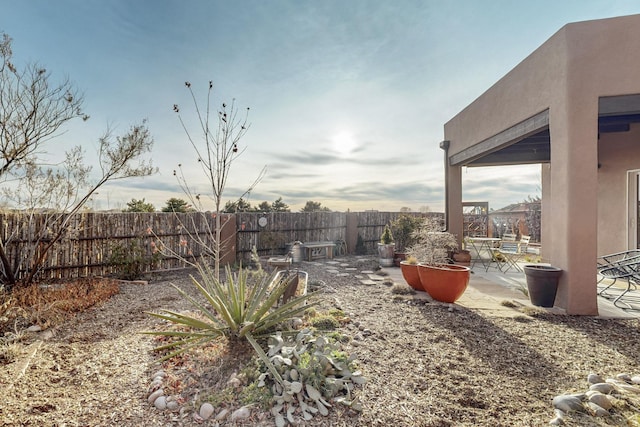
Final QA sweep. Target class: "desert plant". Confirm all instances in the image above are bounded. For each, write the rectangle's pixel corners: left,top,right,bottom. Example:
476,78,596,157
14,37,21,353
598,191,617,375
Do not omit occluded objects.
259,329,364,425
144,264,319,383
405,255,418,265
390,214,424,252
407,217,458,265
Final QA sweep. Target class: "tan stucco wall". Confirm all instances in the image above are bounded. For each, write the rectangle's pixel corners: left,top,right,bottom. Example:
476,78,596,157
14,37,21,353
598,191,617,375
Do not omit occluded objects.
443,14,640,315
598,124,640,256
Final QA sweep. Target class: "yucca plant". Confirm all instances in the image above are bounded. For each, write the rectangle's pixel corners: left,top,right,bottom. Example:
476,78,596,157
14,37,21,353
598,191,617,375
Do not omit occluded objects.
144,264,319,383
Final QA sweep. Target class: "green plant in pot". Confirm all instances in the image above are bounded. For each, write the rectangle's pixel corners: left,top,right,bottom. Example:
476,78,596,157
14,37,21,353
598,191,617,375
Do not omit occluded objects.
377,224,395,267
390,214,424,266
407,217,470,303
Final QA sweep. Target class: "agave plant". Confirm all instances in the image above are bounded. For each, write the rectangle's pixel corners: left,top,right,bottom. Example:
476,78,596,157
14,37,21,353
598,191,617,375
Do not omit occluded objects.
144,263,319,383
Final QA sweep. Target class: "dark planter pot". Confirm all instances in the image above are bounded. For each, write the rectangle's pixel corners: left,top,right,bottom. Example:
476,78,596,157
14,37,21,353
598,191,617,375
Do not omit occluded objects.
452,250,471,266
523,265,562,307
394,252,407,267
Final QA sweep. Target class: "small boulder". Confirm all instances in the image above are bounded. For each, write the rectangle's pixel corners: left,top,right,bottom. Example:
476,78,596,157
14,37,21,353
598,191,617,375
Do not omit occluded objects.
589,383,615,394
587,373,604,384
588,393,612,410
147,388,164,405
587,402,609,417
231,406,251,421
154,396,167,410
199,403,214,420
552,395,585,413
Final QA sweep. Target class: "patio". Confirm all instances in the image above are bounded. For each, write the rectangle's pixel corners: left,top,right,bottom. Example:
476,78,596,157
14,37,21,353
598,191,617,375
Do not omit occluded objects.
382,262,640,319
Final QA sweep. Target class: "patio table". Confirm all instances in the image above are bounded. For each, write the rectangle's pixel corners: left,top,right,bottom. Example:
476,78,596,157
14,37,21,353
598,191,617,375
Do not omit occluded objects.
464,237,501,271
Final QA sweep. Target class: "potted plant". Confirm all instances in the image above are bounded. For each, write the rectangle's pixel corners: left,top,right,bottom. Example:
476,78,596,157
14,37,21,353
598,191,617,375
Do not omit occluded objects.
390,214,424,267
408,217,470,303
377,224,395,267
399,255,422,290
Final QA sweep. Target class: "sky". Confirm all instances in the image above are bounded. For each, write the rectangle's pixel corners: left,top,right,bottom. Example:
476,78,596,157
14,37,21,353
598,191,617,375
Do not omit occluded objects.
1,1,639,213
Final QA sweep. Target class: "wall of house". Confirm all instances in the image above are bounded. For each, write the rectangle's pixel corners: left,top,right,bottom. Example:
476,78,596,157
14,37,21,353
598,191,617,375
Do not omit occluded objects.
597,123,640,256
443,14,640,315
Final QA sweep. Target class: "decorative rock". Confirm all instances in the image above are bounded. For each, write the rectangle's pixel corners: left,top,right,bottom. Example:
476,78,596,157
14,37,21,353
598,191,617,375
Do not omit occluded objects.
587,373,604,384
588,393,612,410
632,376,640,385
154,396,167,410
199,402,214,420
166,400,179,411
149,379,162,392
615,383,640,394
552,395,585,413
549,416,564,425
215,408,229,420
227,373,241,388
151,370,166,379
292,318,303,329
231,406,251,421
590,383,615,394
147,388,164,405
587,402,609,417
616,373,632,382
27,325,42,332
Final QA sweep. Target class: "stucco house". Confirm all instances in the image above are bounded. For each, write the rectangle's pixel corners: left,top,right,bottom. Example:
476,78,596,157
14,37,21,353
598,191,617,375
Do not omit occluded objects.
441,14,640,315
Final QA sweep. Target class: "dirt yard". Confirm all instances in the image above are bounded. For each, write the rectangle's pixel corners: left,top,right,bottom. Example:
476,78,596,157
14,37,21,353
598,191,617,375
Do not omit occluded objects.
2,256,640,426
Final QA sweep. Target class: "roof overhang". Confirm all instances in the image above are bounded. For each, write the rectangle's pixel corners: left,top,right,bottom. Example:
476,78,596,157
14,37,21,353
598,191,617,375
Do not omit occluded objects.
448,94,640,168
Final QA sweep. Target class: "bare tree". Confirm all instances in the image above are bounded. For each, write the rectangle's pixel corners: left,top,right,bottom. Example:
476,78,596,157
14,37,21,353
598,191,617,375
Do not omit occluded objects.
0,33,156,290
172,81,265,279
0,33,87,181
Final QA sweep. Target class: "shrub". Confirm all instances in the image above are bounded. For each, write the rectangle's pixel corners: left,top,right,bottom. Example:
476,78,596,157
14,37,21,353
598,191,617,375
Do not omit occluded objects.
390,214,424,252
310,314,340,330
108,237,161,280
391,283,415,295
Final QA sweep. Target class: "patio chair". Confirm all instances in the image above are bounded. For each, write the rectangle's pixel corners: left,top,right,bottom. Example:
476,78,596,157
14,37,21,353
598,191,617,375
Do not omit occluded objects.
597,249,640,270
597,249,640,285
494,235,530,273
597,257,640,310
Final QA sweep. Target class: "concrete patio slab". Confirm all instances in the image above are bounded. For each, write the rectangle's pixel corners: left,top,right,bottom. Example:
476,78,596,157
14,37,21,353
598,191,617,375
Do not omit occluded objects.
380,264,639,319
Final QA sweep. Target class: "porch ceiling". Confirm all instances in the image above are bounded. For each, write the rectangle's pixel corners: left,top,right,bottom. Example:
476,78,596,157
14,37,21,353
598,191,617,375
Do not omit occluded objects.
453,98,640,167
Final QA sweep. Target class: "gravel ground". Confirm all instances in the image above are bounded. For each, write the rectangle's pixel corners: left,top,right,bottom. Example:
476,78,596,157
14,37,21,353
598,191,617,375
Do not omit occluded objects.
2,256,640,426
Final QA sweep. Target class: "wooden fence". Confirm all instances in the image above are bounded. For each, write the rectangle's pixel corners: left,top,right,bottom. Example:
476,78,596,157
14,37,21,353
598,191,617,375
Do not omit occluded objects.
0,211,443,283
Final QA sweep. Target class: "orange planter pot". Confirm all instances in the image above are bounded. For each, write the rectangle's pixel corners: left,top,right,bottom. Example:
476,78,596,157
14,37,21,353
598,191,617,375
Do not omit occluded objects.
400,261,422,290
417,263,470,303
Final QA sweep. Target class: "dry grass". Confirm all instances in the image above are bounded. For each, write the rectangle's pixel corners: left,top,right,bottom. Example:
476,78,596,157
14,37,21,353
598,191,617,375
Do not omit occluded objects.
1,278,120,333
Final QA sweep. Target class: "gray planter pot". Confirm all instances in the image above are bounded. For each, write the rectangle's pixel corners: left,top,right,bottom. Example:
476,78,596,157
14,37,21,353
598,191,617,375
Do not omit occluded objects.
377,243,395,267
523,264,562,307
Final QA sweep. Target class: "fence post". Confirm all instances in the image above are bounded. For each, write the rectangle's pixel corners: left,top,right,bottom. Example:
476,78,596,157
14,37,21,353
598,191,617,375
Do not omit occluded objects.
346,212,358,255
